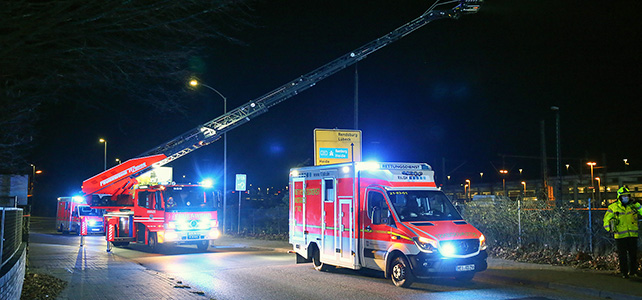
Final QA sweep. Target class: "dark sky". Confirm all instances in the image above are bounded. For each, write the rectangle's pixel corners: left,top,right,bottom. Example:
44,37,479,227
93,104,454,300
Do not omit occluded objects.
30,0,642,215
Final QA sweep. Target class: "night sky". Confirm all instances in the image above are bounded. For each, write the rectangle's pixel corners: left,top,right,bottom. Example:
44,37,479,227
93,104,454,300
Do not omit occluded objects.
30,0,642,215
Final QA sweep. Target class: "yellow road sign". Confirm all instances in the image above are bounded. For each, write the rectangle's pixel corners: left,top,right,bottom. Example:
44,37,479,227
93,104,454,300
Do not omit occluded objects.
314,129,362,166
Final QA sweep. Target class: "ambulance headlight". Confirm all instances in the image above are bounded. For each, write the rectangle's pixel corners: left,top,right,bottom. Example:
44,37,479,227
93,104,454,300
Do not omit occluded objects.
166,222,176,230
413,236,437,253
439,242,457,257
479,234,487,251
88,220,97,226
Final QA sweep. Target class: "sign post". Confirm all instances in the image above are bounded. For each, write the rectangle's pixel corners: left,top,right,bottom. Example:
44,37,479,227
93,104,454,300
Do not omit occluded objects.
236,174,247,234
314,129,362,166
80,216,87,247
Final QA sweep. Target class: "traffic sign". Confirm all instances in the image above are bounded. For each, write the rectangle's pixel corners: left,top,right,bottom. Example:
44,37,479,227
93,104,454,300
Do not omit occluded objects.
236,174,247,191
314,129,362,166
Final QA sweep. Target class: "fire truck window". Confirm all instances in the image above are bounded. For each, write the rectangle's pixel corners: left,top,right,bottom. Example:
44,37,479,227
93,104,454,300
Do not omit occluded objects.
155,191,163,210
324,179,335,202
137,191,150,208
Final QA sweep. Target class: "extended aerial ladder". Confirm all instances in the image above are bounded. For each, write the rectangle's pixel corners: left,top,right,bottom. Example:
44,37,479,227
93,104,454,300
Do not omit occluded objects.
82,0,482,198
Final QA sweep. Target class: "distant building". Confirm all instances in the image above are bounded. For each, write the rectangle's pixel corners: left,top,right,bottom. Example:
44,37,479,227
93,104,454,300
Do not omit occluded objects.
442,170,642,208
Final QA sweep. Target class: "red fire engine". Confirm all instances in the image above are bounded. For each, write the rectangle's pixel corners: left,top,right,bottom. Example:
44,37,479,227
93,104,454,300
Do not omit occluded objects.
289,162,487,287
56,196,104,235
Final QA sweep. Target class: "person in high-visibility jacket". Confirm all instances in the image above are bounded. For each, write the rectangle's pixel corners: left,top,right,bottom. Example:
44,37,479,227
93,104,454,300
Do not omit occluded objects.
603,186,642,278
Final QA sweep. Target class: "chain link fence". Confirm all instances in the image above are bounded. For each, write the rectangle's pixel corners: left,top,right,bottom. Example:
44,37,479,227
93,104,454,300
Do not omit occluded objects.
460,199,619,256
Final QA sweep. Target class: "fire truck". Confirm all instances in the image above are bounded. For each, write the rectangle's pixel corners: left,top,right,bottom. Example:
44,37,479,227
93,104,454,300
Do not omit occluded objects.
289,162,487,287
81,0,481,252
82,157,220,251
56,196,104,235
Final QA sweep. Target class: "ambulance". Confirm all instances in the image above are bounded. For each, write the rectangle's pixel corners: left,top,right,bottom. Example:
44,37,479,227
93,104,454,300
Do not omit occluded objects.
56,196,105,235
289,162,487,287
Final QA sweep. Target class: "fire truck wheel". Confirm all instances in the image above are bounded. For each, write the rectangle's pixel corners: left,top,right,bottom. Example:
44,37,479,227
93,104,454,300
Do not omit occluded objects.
196,240,209,251
148,232,161,251
312,247,332,272
390,256,414,288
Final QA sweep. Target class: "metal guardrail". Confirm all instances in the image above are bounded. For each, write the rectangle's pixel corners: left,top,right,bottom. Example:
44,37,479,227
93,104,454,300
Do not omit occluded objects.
0,207,23,269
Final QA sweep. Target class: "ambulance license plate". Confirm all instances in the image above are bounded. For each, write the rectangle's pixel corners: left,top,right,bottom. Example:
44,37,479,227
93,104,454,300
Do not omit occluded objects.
187,233,200,240
456,264,475,272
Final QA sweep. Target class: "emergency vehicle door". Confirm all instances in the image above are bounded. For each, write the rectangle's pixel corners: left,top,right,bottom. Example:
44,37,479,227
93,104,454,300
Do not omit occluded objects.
322,178,336,258
362,189,392,271
292,178,306,243
338,197,353,263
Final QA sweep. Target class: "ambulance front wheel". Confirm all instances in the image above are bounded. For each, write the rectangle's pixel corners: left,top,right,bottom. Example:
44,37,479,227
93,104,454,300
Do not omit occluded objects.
390,256,415,288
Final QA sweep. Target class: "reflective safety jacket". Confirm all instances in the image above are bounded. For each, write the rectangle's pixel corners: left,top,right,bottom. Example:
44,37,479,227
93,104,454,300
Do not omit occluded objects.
603,201,642,239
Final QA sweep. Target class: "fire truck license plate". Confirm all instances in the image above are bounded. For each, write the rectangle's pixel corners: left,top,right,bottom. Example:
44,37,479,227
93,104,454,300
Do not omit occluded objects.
456,264,475,272
187,233,200,239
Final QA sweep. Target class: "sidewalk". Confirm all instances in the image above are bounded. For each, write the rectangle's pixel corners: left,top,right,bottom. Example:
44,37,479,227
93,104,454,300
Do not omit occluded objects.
27,233,642,300
27,236,208,299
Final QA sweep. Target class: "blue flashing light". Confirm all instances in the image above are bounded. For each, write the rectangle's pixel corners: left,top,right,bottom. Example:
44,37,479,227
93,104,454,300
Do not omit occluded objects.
72,196,84,203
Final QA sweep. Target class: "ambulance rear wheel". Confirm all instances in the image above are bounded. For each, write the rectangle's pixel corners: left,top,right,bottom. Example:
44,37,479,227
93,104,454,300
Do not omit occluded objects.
390,256,414,288
312,247,332,272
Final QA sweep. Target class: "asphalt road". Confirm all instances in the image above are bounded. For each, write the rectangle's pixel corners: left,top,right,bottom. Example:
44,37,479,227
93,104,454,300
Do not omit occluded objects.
29,217,602,300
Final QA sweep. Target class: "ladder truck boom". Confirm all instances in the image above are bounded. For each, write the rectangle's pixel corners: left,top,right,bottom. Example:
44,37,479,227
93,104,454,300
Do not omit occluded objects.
82,0,482,197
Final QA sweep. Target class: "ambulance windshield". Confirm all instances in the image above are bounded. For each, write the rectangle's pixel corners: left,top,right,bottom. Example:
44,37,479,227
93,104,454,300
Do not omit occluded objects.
163,186,216,212
78,206,103,216
388,190,462,222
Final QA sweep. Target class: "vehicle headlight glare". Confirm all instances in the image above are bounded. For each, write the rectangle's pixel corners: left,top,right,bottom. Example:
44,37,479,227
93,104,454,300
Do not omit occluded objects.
440,242,457,257
413,236,437,253
480,234,487,250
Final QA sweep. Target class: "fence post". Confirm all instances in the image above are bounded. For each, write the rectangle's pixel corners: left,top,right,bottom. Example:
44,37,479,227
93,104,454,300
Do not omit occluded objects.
588,197,593,253
518,197,522,246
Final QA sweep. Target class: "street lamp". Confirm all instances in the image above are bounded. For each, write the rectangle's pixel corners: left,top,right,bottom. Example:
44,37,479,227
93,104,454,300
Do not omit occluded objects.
480,172,484,182
595,177,601,204
99,139,107,171
587,162,596,206
624,159,629,171
190,79,228,233
115,158,121,165
500,169,508,197
465,179,471,201
521,181,526,196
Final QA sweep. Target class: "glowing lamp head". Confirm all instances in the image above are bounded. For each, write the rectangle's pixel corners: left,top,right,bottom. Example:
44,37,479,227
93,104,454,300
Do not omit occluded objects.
201,178,214,188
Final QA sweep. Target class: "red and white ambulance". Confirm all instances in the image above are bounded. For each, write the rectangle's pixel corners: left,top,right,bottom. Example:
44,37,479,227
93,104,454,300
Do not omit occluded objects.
289,162,487,287
56,196,105,235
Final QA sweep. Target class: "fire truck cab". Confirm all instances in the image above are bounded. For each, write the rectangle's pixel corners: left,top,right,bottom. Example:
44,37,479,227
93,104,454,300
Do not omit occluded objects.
56,196,105,235
91,183,220,251
289,162,487,287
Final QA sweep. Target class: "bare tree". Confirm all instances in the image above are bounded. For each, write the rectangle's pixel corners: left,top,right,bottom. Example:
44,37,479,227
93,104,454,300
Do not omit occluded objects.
0,0,252,172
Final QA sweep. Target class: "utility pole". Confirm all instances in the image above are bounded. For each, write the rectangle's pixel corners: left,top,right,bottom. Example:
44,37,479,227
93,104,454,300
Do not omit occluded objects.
551,106,562,207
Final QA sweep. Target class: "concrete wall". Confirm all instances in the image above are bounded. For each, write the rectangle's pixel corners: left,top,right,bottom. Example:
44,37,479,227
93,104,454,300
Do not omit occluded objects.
0,244,26,300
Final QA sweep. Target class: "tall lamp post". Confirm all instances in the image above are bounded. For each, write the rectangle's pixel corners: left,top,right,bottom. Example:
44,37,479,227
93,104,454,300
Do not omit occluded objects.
587,162,596,207
500,169,508,197
99,139,107,171
551,106,562,207
190,79,228,233
465,179,471,201
595,177,601,205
